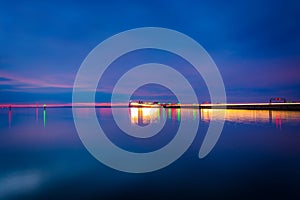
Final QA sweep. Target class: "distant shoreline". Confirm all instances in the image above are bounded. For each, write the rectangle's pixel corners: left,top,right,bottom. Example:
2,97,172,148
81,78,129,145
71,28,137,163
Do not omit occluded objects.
1,102,300,111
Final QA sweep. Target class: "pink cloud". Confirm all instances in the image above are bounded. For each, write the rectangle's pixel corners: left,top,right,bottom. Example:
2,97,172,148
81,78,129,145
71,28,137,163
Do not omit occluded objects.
0,71,73,90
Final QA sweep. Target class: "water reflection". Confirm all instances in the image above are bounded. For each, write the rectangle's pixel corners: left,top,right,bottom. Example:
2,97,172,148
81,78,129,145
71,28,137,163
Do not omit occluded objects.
129,107,180,126
4,107,47,128
4,107,300,130
129,107,161,126
1,107,300,199
177,108,181,121
275,113,282,129
8,109,12,128
43,109,46,127
36,107,38,123
129,107,200,125
201,109,300,127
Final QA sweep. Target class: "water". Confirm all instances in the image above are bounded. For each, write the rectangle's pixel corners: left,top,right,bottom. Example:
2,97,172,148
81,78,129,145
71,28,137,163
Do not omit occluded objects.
1,107,300,199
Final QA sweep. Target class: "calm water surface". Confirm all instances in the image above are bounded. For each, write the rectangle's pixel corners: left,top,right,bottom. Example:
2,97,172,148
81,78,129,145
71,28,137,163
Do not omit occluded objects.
1,108,300,199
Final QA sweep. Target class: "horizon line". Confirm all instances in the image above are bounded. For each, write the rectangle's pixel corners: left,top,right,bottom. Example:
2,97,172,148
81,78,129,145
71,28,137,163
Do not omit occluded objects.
1,102,300,108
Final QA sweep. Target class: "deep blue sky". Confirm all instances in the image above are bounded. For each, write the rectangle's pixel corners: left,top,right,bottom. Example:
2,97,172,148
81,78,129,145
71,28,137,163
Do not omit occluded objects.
0,0,299,103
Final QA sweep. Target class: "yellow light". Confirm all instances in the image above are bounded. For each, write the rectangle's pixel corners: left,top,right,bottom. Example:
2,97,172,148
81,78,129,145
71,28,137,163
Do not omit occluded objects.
130,108,160,125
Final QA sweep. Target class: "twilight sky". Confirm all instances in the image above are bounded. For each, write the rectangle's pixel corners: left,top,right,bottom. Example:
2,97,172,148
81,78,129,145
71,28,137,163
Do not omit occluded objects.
0,0,299,104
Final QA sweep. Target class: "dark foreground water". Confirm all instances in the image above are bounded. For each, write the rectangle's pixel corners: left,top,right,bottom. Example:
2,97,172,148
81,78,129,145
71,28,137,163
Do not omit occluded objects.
0,107,300,199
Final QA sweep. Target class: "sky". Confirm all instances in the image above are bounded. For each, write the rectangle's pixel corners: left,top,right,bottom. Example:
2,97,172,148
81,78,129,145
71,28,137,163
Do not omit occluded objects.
0,0,300,104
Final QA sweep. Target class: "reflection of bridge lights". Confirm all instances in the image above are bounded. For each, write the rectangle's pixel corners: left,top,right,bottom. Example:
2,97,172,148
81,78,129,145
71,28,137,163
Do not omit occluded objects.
8,109,12,128
168,109,171,120
43,109,46,127
177,108,181,121
130,108,160,126
275,114,282,129
36,107,38,122
193,109,197,121
200,109,300,129
129,108,196,125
